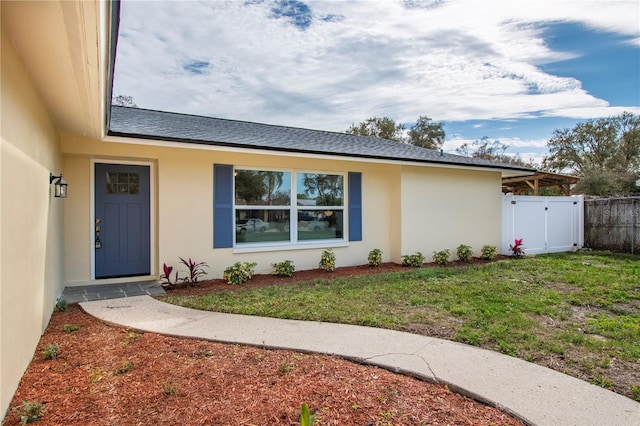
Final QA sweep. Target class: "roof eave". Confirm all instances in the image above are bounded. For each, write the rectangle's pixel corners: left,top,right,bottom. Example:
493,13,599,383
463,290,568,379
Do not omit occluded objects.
106,130,535,175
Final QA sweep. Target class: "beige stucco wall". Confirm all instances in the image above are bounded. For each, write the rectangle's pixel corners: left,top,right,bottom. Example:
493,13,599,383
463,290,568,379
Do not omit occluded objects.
1,29,65,417
399,165,503,258
62,135,399,282
62,134,503,283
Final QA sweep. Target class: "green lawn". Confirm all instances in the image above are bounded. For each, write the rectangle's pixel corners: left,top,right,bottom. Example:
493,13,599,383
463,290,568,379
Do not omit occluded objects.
161,252,640,400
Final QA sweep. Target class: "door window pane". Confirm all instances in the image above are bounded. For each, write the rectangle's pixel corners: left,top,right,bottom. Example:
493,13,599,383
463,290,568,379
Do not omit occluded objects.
106,172,140,195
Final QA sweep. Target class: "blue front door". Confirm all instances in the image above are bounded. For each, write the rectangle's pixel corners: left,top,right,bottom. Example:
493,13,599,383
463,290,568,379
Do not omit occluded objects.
95,163,150,278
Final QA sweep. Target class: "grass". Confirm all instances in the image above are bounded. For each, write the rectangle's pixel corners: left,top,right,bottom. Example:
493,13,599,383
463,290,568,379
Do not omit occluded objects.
162,251,640,399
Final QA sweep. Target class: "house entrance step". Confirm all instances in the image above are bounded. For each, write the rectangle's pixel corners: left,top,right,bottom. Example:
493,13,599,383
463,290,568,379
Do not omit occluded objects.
61,281,164,304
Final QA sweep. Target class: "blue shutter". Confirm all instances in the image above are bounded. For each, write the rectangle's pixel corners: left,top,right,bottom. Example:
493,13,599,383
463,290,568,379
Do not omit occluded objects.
348,172,362,241
213,164,234,248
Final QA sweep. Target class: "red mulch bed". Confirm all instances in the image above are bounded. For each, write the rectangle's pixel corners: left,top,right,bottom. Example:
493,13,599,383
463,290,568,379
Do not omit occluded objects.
5,259,523,425
161,259,501,296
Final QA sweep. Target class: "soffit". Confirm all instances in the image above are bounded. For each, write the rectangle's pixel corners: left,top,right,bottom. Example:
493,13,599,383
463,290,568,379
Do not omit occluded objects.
1,0,106,138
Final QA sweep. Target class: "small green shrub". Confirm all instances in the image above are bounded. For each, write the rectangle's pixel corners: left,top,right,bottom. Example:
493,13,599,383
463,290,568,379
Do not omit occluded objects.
368,249,383,267
630,385,640,402
432,249,451,265
223,262,257,285
14,400,45,425
279,362,292,373
42,343,60,360
401,252,425,267
54,299,68,312
114,360,134,375
162,380,179,396
456,244,473,263
62,324,80,333
319,249,336,272
271,260,295,277
480,245,498,260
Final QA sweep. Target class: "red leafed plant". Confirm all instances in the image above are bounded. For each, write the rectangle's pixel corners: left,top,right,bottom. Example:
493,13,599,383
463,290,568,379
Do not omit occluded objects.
179,257,209,286
160,263,179,288
510,239,525,258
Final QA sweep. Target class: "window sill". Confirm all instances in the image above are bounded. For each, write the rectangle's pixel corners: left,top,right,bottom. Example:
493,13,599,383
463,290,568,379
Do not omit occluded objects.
233,240,349,254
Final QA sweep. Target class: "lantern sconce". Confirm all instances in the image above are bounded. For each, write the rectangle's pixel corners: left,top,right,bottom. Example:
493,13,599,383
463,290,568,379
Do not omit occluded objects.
49,173,68,198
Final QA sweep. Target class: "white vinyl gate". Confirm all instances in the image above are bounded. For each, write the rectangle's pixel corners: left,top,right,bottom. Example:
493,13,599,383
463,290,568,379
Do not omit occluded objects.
502,194,584,255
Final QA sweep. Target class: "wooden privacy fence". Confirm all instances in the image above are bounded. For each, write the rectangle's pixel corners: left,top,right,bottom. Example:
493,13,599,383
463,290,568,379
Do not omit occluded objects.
584,197,640,254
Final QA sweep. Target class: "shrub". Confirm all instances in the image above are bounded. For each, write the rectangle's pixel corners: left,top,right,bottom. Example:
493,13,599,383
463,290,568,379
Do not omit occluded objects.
14,400,45,425
160,262,179,287
162,381,179,396
223,262,257,285
631,385,640,402
114,360,134,375
510,239,525,258
42,343,60,360
179,257,209,285
54,299,68,312
481,245,498,260
62,324,80,333
272,260,295,277
368,249,383,267
401,252,425,267
456,244,473,263
319,249,336,272
432,249,450,266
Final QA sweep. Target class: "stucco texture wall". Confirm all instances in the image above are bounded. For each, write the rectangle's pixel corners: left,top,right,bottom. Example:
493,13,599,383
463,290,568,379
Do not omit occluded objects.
61,135,398,281
62,135,503,282
1,29,65,417
399,165,503,258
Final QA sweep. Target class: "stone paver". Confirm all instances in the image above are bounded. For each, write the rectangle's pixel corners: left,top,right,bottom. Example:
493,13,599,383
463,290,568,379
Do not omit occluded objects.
61,281,164,303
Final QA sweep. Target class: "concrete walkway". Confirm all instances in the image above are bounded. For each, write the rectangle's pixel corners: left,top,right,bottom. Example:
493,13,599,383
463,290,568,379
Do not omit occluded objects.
80,295,639,426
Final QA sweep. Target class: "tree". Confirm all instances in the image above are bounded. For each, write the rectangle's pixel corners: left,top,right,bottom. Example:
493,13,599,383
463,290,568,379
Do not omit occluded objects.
543,112,640,195
346,115,445,149
407,116,445,149
456,136,535,168
112,95,138,107
346,117,404,142
259,171,286,205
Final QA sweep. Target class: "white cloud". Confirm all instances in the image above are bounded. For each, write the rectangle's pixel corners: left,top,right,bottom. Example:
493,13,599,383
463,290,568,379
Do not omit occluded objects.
113,0,640,131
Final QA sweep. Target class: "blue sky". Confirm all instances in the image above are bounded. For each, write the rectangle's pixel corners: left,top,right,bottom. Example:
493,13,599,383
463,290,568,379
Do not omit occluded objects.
113,0,640,164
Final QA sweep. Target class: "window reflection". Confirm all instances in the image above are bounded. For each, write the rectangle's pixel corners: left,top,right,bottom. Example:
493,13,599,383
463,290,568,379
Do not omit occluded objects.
235,170,291,205
297,174,343,206
297,209,343,240
235,209,290,243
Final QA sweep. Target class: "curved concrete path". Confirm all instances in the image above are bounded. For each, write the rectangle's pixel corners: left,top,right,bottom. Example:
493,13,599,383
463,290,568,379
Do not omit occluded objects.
80,295,639,426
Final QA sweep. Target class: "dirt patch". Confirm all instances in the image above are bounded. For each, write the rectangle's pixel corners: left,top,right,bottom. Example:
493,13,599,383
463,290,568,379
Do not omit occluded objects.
4,305,523,426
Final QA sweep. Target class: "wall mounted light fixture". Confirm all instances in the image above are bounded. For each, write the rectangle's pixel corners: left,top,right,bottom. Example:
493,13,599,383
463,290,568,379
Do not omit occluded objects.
49,173,68,198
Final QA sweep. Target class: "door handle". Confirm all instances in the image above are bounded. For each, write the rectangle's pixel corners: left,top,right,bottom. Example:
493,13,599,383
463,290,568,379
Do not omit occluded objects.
95,218,102,249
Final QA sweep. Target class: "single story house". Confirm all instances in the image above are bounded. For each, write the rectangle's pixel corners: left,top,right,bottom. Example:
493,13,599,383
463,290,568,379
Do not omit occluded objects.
0,0,533,417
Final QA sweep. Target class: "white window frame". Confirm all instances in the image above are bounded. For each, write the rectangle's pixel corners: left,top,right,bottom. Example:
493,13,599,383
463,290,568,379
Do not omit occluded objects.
233,167,348,253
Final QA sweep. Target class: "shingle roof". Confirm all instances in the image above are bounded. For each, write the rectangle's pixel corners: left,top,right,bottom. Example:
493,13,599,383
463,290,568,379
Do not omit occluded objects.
108,106,533,173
